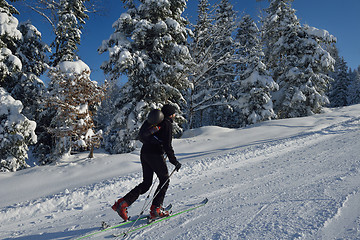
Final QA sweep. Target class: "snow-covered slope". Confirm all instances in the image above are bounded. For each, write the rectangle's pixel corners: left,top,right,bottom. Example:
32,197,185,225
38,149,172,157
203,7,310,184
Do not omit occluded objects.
1,105,360,239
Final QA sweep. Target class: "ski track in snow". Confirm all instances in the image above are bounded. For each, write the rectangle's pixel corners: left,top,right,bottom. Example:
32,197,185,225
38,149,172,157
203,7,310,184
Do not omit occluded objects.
1,112,360,239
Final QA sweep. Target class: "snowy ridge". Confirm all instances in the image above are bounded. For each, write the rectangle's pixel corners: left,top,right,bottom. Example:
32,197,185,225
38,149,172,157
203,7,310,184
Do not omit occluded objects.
1,105,360,239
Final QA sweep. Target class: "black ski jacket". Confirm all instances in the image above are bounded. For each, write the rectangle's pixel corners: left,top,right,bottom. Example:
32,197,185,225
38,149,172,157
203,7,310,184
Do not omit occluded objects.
139,117,178,166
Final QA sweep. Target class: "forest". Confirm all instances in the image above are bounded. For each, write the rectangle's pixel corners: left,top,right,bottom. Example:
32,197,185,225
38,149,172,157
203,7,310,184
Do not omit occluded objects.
1,0,359,172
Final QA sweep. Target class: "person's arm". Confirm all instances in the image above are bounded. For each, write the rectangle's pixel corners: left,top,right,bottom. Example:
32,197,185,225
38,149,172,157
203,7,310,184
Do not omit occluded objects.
162,120,181,171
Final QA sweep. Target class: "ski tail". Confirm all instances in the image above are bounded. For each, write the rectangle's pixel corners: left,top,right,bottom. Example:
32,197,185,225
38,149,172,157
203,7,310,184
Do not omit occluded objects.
74,215,148,240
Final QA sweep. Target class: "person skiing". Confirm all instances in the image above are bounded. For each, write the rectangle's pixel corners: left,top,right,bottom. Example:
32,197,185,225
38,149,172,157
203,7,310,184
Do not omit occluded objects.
112,104,182,221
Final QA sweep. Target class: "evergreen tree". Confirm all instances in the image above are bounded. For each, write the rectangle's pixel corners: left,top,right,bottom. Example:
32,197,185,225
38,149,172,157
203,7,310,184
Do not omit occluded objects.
0,3,49,121
12,22,49,164
186,0,215,129
187,0,239,128
99,0,192,153
44,0,105,162
94,81,120,132
348,69,360,105
329,54,350,107
206,0,238,127
51,0,89,66
234,15,278,127
0,0,22,88
10,22,50,120
1,1,51,166
0,87,37,172
262,0,294,79
262,0,335,118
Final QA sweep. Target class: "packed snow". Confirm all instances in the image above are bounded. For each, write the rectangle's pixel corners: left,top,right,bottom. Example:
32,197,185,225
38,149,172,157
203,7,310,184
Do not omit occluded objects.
1,104,360,239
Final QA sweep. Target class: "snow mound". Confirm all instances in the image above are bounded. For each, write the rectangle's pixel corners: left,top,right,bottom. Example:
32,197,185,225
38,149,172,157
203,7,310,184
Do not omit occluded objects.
57,60,90,75
305,25,337,42
182,125,234,138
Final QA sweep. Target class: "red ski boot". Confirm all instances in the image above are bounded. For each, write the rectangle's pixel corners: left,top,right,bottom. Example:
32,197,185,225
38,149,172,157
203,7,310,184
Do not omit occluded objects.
112,198,129,221
149,205,170,220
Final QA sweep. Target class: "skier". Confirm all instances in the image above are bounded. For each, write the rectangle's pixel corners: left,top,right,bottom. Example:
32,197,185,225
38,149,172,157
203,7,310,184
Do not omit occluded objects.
112,104,182,221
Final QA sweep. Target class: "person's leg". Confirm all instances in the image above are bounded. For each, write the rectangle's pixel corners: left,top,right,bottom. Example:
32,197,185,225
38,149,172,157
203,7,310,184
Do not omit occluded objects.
123,153,154,205
149,154,169,207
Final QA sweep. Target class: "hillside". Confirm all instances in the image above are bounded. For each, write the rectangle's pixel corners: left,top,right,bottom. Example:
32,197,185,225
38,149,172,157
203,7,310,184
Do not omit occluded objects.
1,105,360,239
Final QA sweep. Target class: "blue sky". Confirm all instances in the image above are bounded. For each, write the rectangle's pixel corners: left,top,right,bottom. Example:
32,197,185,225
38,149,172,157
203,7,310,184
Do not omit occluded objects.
13,0,360,83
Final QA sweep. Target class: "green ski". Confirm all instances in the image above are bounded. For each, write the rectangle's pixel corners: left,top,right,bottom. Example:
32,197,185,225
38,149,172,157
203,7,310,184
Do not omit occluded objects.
114,198,209,238
74,216,148,240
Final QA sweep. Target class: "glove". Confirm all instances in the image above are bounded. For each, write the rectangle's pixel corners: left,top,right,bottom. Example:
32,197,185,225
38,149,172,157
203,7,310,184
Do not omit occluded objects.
174,162,181,172
169,156,181,171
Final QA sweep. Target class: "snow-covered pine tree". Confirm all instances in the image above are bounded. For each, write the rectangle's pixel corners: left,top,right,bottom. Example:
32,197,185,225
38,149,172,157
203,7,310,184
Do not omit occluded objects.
262,0,335,118
99,0,192,153
205,0,239,127
51,0,88,66
93,81,120,132
0,3,50,116
45,0,106,162
1,1,51,166
262,0,300,105
10,22,50,120
0,87,37,172
0,0,22,88
186,0,215,129
11,20,51,165
348,69,360,105
234,15,278,127
329,54,350,107
285,24,335,117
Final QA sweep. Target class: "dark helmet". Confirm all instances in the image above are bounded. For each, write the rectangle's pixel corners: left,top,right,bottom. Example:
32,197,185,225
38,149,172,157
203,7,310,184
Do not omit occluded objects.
147,109,164,125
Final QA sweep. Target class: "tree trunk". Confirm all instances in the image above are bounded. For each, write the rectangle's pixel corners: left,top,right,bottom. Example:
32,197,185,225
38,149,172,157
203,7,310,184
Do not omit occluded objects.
88,144,94,158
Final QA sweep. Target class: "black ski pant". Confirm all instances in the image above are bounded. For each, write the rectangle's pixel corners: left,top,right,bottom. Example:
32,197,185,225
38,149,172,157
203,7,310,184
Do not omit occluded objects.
124,153,169,207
